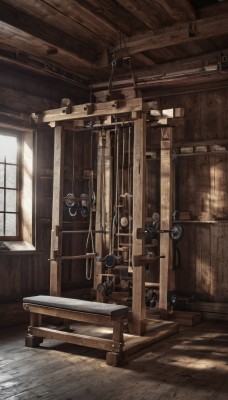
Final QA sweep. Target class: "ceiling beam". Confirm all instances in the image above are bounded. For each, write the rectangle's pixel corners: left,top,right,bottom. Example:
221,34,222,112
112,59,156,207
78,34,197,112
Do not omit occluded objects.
122,14,228,55
154,0,196,21
42,0,117,43
116,0,196,31
131,48,227,80
115,0,161,30
0,1,97,68
93,47,228,91
198,1,228,18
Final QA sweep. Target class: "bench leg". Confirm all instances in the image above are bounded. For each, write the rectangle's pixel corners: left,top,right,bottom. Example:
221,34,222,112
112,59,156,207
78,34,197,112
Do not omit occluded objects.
106,318,126,366
106,351,125,366
25,334,43,348
25,312,43,348
112,319,124,342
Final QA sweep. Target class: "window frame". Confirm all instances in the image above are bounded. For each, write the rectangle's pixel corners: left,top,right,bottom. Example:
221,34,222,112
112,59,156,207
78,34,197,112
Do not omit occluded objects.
0,130,22,240
0,127,35,248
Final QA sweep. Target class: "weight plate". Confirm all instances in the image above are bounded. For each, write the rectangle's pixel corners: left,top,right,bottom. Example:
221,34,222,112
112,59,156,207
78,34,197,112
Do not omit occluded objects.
69,206,77,217
171,224,184,241
65,193,76,207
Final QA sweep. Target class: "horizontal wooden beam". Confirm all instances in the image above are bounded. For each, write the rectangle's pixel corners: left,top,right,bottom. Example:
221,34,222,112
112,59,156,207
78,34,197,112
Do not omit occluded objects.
93,46,228,92
154,0,196,22
33,98,147,123
29,327,121,352
0,1,96,68
122,14,228,55
115,0,161,30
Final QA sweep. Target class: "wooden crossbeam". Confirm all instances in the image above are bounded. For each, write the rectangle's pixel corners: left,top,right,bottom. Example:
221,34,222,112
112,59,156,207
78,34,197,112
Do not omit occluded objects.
122,14,228,55
0,1,96,68
32,98,146,123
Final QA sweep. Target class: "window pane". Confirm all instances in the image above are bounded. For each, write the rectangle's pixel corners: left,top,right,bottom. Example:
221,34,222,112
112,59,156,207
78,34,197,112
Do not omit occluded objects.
6,189,16,212
0,213,3,235
5,213,16,236
0,189,4,211
6,165,17,188
0,164,4,187
0,135,17,163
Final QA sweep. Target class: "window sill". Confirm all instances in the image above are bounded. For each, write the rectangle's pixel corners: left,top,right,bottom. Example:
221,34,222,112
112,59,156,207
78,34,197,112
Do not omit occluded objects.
0,241,40,254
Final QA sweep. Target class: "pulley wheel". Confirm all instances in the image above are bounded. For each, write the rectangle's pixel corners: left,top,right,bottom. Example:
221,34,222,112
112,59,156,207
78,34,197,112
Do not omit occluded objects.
171,224,183,241
69,206,77,217
65,193,76,207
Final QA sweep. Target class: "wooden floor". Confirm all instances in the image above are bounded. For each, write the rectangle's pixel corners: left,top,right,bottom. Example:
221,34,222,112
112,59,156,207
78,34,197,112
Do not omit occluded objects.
0,321,228,399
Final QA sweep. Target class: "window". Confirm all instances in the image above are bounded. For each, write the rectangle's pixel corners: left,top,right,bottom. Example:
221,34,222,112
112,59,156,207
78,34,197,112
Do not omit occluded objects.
0,132,20,238
0,128,34,248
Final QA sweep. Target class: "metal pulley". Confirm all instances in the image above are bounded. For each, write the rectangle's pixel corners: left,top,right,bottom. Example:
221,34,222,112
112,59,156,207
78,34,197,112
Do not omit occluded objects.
138,224,184,241
158,224,183,241
96,254,123,268
170,225,184,241
64,193,89,218
65,193,76,207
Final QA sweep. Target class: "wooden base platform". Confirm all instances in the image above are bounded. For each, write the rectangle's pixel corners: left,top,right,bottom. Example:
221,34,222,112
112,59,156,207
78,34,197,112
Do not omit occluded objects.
123,319,179,359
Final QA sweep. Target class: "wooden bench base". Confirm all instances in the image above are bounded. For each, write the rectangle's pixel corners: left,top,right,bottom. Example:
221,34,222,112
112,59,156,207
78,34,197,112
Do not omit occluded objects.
23,296,129,366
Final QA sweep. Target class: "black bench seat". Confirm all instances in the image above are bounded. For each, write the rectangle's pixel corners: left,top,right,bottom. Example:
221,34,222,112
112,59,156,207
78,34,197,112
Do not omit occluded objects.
23,295,128,317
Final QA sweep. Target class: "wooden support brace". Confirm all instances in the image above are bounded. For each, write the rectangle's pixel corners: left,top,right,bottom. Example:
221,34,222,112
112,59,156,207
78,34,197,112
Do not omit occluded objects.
50,125,65,296
159,127,174,319
129,114,147,335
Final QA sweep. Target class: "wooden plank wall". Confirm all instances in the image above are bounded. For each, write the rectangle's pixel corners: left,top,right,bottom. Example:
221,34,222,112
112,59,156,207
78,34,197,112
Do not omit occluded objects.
146,88,228,302
0,65,89,325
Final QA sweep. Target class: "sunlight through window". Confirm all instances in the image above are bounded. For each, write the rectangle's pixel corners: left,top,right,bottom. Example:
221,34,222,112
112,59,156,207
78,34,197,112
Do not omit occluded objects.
0,133,19,237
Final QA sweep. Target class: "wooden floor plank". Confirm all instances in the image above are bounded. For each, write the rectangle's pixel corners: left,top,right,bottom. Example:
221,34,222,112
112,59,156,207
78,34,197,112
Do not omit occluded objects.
0,322,228,399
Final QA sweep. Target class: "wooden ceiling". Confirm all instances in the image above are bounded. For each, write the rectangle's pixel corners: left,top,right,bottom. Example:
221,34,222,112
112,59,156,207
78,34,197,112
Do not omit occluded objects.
0,0,228,96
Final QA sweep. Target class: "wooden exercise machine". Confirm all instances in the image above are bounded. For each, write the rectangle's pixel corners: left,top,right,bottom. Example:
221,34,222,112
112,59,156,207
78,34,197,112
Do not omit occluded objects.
28,96,183,362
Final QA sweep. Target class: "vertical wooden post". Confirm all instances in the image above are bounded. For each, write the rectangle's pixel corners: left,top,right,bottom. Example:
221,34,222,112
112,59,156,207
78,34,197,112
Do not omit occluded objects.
159,126,173,319
94,130,112,290
50,125,65,296
130,113,146,335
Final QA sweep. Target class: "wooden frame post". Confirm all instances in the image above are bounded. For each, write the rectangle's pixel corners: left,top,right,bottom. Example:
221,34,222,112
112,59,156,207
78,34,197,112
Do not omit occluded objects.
159,127,173,318
94,130,112,290
50,125,65,296
130,113,146,335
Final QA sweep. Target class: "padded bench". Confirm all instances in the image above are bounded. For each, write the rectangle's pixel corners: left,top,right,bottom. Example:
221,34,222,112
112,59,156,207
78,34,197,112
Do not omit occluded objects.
23,295,129,366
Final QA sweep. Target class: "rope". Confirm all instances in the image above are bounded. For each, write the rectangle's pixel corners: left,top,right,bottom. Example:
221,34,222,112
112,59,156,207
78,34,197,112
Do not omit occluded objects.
72,133,75,194
128,125,133,269
85,128,95,280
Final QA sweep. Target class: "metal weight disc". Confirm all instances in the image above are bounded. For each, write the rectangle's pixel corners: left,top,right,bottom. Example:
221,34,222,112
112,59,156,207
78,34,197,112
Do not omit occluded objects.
65,193,76,207
171,224,184,241
69,206,77,217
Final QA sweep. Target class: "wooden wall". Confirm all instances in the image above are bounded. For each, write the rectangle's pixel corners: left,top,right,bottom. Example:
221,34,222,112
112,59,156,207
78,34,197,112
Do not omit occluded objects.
0,64,90,326
146,87,228,302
